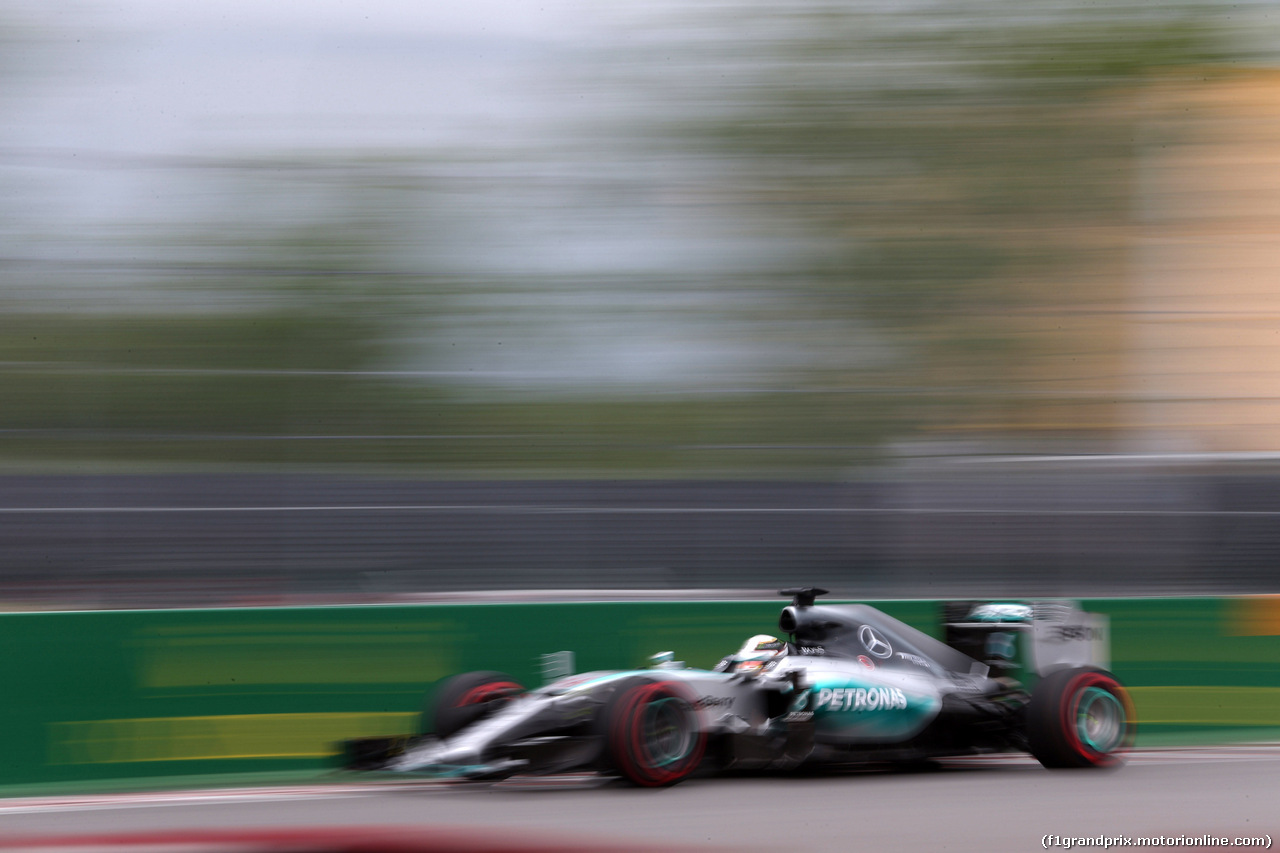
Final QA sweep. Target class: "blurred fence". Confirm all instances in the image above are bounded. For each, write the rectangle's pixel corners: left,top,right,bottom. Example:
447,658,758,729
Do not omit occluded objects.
1,462,1279,609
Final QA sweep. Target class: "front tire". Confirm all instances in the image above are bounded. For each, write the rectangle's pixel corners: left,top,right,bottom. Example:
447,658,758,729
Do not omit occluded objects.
425,670,524,738
1027,667,1135,768
599,677,706,787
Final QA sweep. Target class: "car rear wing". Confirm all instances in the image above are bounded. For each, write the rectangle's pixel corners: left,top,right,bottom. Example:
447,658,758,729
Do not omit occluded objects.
945,600,1109,678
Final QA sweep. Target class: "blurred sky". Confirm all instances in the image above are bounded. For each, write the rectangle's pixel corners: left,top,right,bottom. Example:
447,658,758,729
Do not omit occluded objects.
0,0,727,379
3,1,806,388
4,1,608,178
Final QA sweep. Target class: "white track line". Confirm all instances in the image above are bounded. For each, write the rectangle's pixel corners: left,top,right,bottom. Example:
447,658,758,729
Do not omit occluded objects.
0,775,606,815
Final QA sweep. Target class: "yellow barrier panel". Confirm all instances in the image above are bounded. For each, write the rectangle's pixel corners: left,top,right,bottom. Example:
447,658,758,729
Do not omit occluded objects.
49,712,416,765
1127,686,1280,727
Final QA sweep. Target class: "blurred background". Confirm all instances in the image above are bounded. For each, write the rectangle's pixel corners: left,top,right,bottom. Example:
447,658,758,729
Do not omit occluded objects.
3,0,1280,607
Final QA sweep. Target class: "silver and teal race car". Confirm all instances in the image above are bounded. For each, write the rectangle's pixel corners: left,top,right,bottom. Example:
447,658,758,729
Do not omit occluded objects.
342,589,1135,786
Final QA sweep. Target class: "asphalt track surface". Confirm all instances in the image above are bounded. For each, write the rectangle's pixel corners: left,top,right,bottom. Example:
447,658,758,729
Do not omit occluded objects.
1,748,1277,852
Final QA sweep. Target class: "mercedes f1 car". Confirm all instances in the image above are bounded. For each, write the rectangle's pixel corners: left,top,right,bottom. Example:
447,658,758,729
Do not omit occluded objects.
341,589,1135,786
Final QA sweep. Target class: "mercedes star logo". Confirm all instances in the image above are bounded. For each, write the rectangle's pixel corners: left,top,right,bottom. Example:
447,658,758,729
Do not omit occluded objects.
858,625,893,659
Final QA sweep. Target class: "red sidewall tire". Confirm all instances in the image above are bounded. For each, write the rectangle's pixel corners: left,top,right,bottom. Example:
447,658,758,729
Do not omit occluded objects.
426,671,524,738
1058,670,1135,767
1028,667,1135,769
603,678,706,787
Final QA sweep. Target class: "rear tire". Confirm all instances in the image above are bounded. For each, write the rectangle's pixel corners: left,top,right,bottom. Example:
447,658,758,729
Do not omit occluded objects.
599,677,706,787
1027,667,1135,768
425,671,524,738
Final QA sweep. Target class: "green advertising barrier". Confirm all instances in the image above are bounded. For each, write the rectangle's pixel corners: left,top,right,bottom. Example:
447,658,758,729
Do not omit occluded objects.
1090,597,1280,742
1,596,1278,789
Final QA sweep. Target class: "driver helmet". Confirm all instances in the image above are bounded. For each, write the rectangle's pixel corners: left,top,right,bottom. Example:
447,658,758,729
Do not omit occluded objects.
729,634,787,675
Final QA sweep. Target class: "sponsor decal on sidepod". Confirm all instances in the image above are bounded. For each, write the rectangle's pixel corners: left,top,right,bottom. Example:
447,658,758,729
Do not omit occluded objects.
813,686,909,712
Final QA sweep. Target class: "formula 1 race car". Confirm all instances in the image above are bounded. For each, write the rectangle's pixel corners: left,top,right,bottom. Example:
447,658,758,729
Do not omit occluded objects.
341,589,1135,786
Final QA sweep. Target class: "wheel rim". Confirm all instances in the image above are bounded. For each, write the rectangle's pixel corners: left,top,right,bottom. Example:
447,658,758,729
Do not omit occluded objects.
1075,686,1125,753
639,697,694,767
